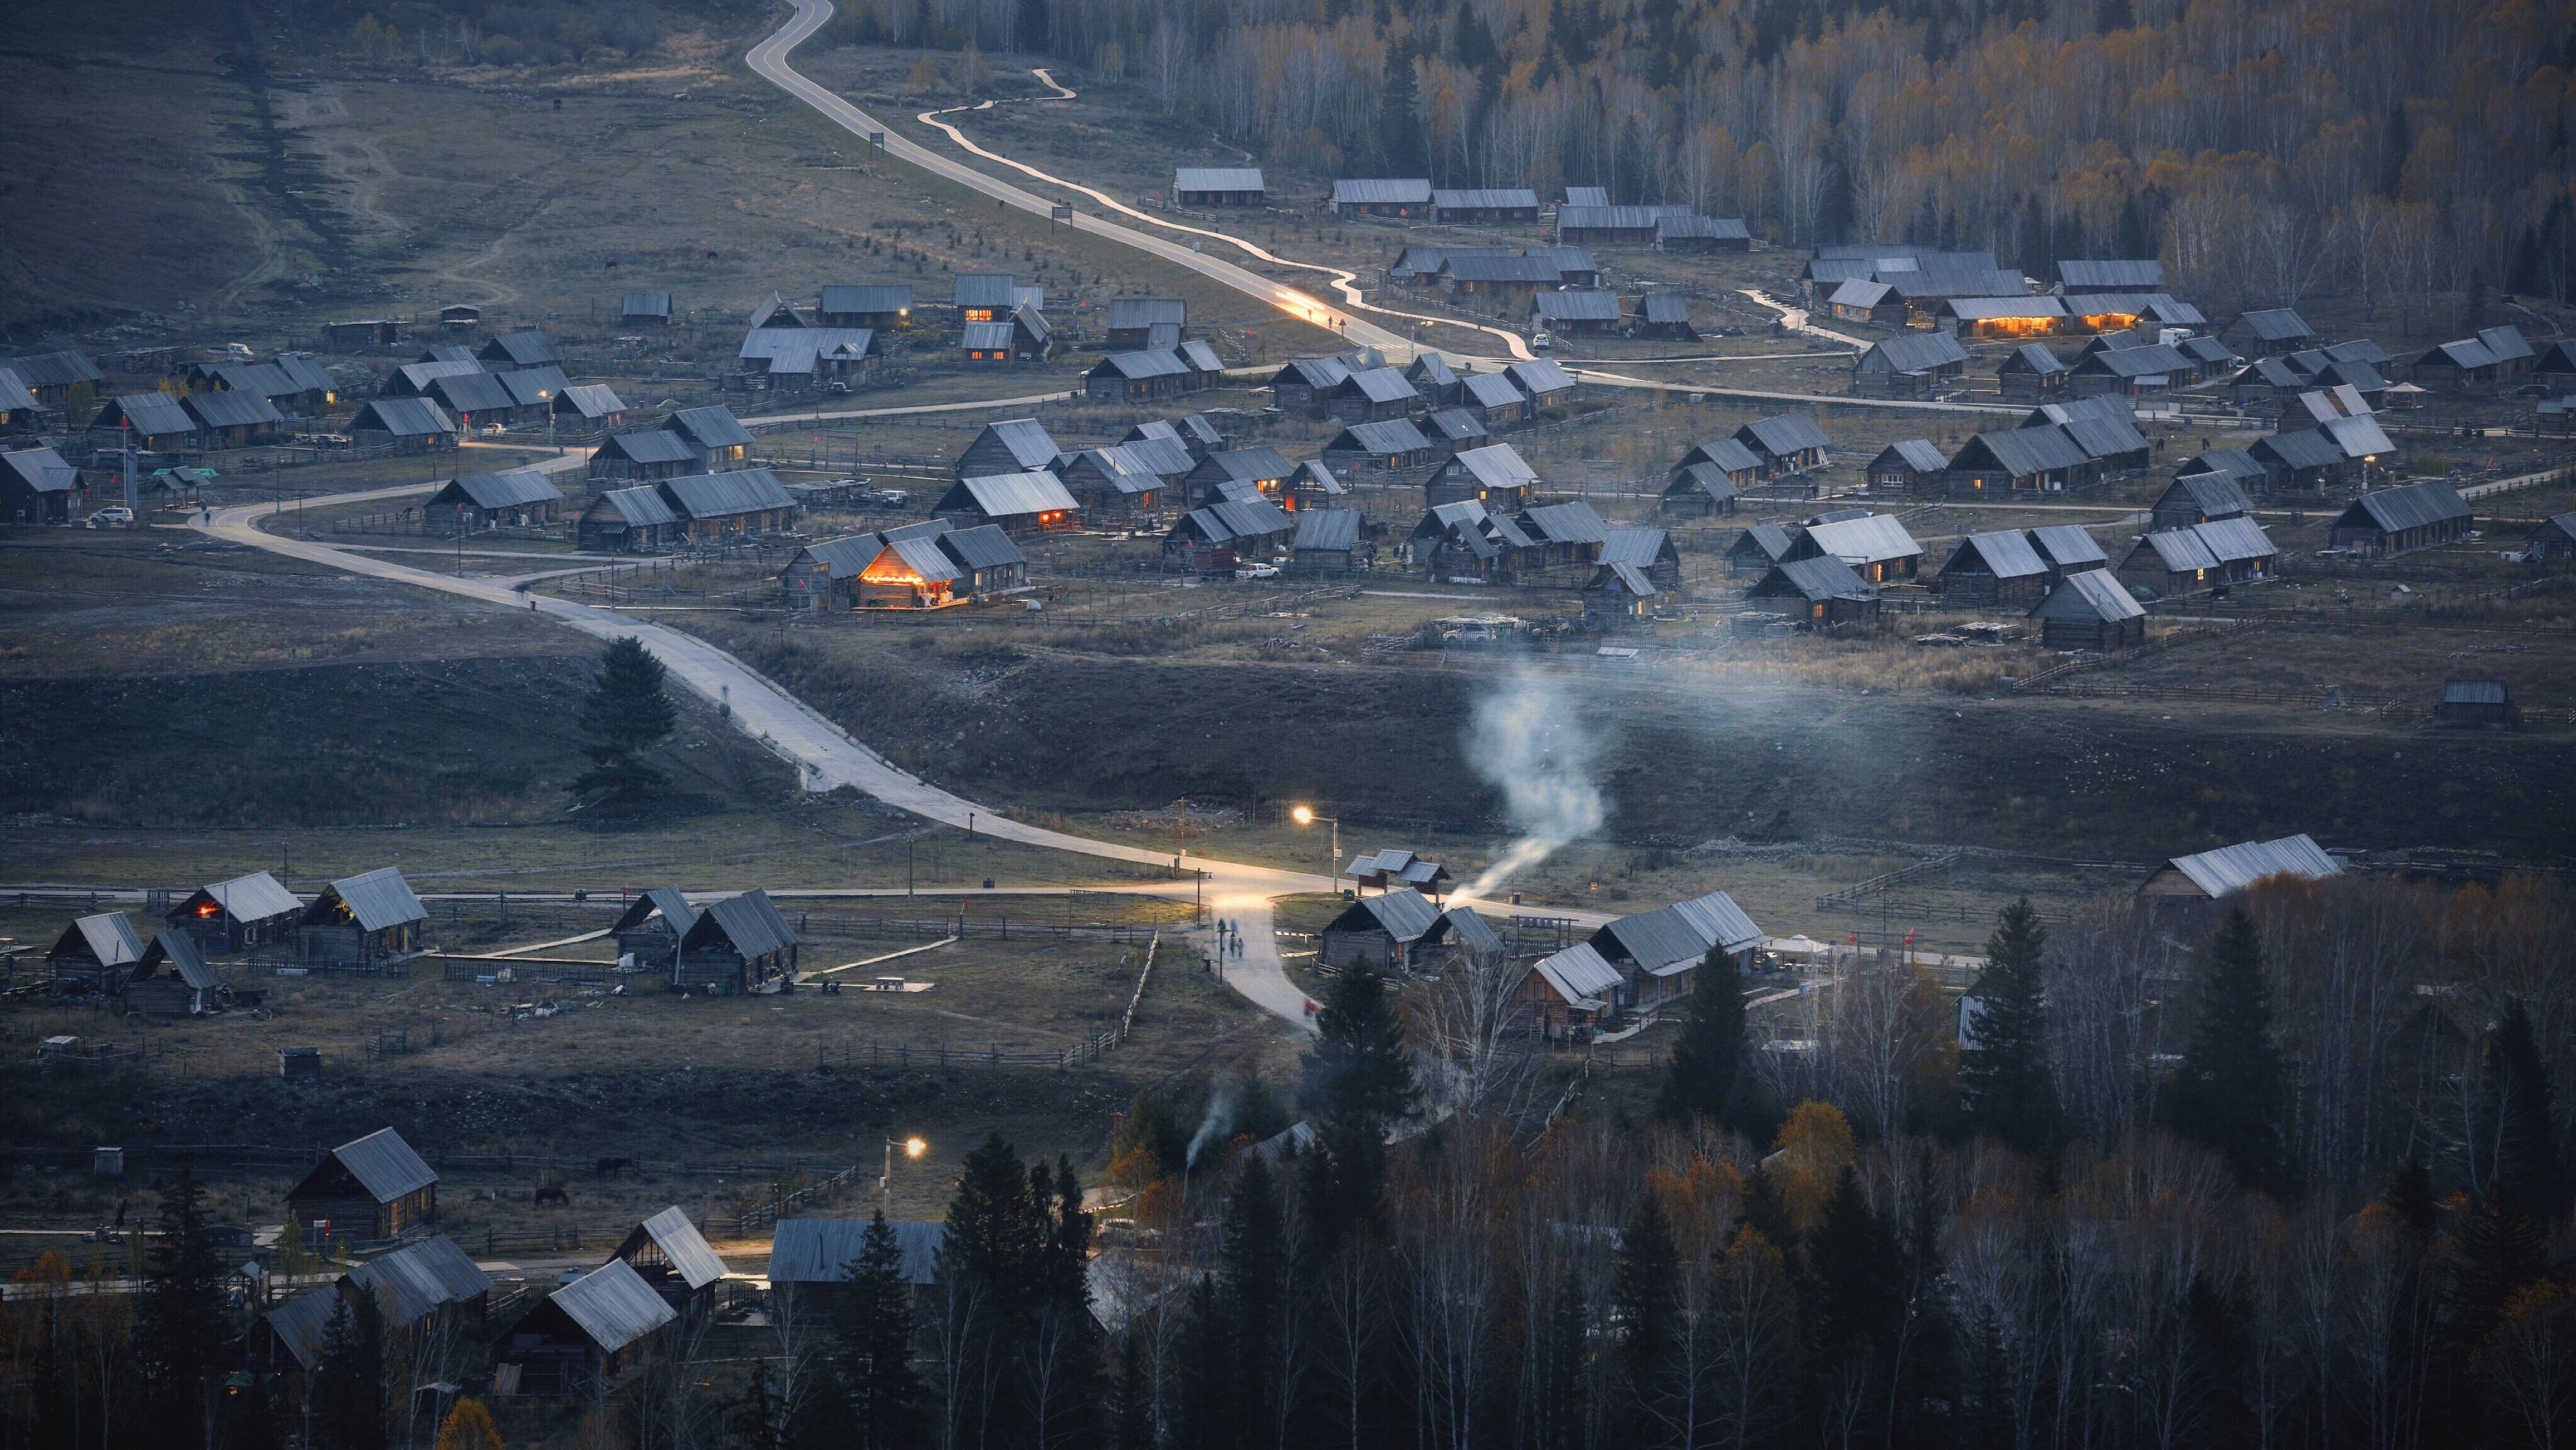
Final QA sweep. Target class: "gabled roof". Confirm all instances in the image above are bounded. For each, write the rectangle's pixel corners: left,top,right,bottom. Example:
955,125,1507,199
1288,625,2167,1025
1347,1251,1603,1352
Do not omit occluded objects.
953,274,1016,308
2030,567,2145,623
1753,555,1877,602
1860,333,1970,373
2163,471,2253,519
424,370,517,414
946,470,1079,519
1729,522,1795,561
1063,445,1164,496
960,321,1016,349
1594,890,1761,973
1801,513,1921,565
0,350,102,387
1532,290,1623,322
1446,254,1565,284
496,366,571,407
1873,439,1948,473
2479,325,2534,362
613,887,700,935
53,912,145,968
1447,443,1538,492
319,1127,438,1203
1174,167,1264,192
350,397,456,436
1679,438,1764,476
1462,372,1524,409
2160,834,2340,897
437,469,562,511
2238,307,2315,341
1331,887,1443,943
1190,446,1293,484
1564,186,1610,207
592,485,682,528
346,1235,492,1325
1441,907,1503,956
1530,943,1622,1005
2177,448,2265,484
968,418,1063,471
1950,530,2047,580
1504,358,1577,396
2192,515,2275,563
1942,295,2067,321
622,291,674,318
940,523,1026,572
2443,679,2509,706
1291,458,1344,494
1658,214,1748,240
2425,338,2502,370
1105,297,1187,330
2058,414,2151,462
1557,204,1687,230
2321,413,2396,460
96,392,197,436
558,383,626,419
2077,343,2192,377
201,871,302,922
769,1219,945,1286
1956,426,2091,477
1092,348,1189,380
819,284,912,315
2338,480,2472,534
1180,497,1294,545
1332,178,1433,204
480,330,562,367
1294,508,1363,551
1336,366,1423,403
264,1288,343,1371
2136,526,2221,572
619,1207,729,1290
1525,246,1599,274
0,370,38,413
667,405,754,449
684,888,798,960
311,868,426,932
1431,187,1539,209
2058,258,2163,289
1274,357,1353,390
1828,278,1896,309
2000,343,2071,378
1331,418,1434,455
1522,500,1607,545
2027,523,2108,569
1637,293,1693,324
873,533,962,584
184,390,285,428
548,1259,676,1354
1596,528,1670,571
660,468,796,519
1424,407,1488,443
1738,413,1831,458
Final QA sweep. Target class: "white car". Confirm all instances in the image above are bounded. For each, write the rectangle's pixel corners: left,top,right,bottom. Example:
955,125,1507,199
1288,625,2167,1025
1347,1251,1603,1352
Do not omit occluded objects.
1235,563,1279,580
87,507,134,528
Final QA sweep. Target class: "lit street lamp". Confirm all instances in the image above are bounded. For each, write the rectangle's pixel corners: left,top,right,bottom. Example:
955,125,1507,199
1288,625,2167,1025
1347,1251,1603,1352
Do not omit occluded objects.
882,1135,926,1214
1291,805,1339,894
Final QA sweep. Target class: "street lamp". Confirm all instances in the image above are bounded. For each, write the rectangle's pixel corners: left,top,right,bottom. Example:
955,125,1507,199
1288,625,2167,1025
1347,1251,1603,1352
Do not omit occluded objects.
882,1136,927,1215
1291,805,1339,894
539,388,556,455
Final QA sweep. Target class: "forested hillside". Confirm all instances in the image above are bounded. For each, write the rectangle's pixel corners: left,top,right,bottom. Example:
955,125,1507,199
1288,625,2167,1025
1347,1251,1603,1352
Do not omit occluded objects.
831,0,2576,314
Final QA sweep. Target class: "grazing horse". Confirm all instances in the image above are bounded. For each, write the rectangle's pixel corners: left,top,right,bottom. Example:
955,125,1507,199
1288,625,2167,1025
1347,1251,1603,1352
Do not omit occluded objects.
533,1185,569,1207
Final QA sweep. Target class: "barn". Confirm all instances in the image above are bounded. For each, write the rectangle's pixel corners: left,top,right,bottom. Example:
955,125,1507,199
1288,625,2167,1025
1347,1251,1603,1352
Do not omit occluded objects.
2150,472,2254,531
953,418,1064,480
2028,568,2146,650
2434,679,2517,726
1936,531,2050,607
610,888,697,971
494,1259,675,1395
672,890,799,995
87,392,201,453
2137,834,2340,926
295,868,428,969
286,1127,438,1245
1459,371,1531,426
1735,414,1832,478
1431,188,1541,224
660,470,799,540
1631,293,1697,340
1174,167,1265,206
2328,480,2473,558
1531,290,1623,338
1331,178,1432,217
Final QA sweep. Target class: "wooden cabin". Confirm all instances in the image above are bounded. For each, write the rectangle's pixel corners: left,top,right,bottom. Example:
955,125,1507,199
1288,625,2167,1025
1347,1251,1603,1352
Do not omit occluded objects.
816,284,912,329
1725,522,1796,576
1852,333,1970,397
672,890,799,995
1865,440,1948,496
1104,298,1187,349
1521,944,1622,1041
1291,507,1365,573
2150,471,2255,530
1173,167,1264,206
1936,531,2050,607
953,419,1063,481
610,888,697,972
1459,372,1531,427
47,912,147,995
1735,414,1831,479
2328,481,2472,558
423,469,563,534
767,1219,943,1324
931,471,1080,538
577,486,685,553
611,1207,730,1318
1427,443,1538,510
123,931,221,1017
1321,418,1439,476
167,871,301,953
1783,512,1923,583
1743,556,1880,624
2028,568,2146,650
1997,343,2072,399
495,1260,675,1395
660,470,799,540
1585,890,1763,1010
295,868,427,969
286,1127,437,1245
1318,888,1445,971
2435,679,2517,727
2137,834,2340,929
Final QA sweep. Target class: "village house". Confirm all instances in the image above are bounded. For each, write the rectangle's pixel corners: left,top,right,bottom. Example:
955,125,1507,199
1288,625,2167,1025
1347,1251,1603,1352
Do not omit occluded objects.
1735,414,1832,479
2029,567,2148,650
621,292,673,326
1057,445,1168,520
1321,418,1439,475
1431,188,1541,224
1599,526,1681,590
2228,357,2307,402
577,486,686,553
933,470,1080,538
480,329,563,370
1126,416,1216,465
1663,438,1762,516
611,1207,730,1318
1443,253,1568,307
660,470,799,540
2058,259,2163,294
1423,407,1489,455
1085,348,1193,402
252,1236,489,1396
860,523,1028,607
2150,471,2255,530
286,1127,437,1244
496,1259,675,1395
1997,343,2073,399
88,393,202,454
1555,204,1679,247
1725,521,1797,575
1825,279,1907,326
182,389,287,448
1405,353,1463,406
954,419,1064,480
1460,371,1531,426
1165,497,1293,574
1291,507,1367,572
1518,500,1611,573
2175,335,2242,381
673,889,799,995
1326,366,1426,421
1269,357,1352,414
780,534,894,611
381,359,484,398
1631,293,1697,340
420,369,521,429
554,384,628,433
1936,530,2050,606
1938,295,2069,338
2434,679,2518,726
1318,887,1446,971
2116,516,2277,597
1411,499,1536,582
1657,215,1752,253
952,274,1016,323
1528,246,1602,286
348,397,458,452
2026,523,2110,583
768,1219,944,1322
0,368,49,432
1784,512,1923,583
2028,397,2153,473
1345,849,1452,895
1331,178,1433,216
167,870,302,953
609,888,697,972
1520,943,1624,1040
423,469,563,533
1105,298,1188,350
47,912,147,994
1284,458,1346,512
1181,446,1294,505
1174,168,1265,206
1744,555,1880,624
1586,890,1765,1010
1865,440,1949,495
2137,834,2340,927
2529,511,2576,561
297,868,428,969
1428,443,1539,510
1943,426,2096,494
0,349,104,407
1532,290,1624,338
2229,308,2318,355
741,324,881,390
816,284,913,329
2328,480,2473,557
1504,358,1577,409
122,931,223,1017
1585,556,1659,621
2069,341,2192,396
961,303,1051,363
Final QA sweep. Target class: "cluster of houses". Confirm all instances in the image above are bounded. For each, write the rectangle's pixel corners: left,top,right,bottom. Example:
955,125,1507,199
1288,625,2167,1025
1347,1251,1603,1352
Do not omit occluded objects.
1812,252,2204,338
726,276,1085,382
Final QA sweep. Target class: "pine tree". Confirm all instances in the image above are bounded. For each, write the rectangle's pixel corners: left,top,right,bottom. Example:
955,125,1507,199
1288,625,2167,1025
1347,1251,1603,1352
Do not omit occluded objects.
311,1292,390,1450
1030,1156,1102,1447
1805,1166,1902,1361
136,1166,230,1446
1655,945,1745,1126
1960,899,2060,1156
935,1134,1041,1449
1169,1275,1236,1446
1539,1271,1588,1450
1111,1332,1152,1450
2163,907,2294,1199
834,1212,926,1449
572,636,677,804
1217,1155,1289,1437
1376,50,1426,175
1614,1190,1680,1433
2474,999,2568,1220
1013,0,1048,54
1304,966,1416,1132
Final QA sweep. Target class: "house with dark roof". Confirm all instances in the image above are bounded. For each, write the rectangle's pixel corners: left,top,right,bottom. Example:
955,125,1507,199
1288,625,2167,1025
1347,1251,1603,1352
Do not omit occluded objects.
1166,497,1294,573
1631,292,1697,339
1936,530,2050,606
1331,177,1431,215
1174,167,1264,205
621,292,674,325
2069,341,2192,396
816,284,913,328
2116,517,2278,597
2434,679,2517,727
1057,445,1169,519
1943,426,2096,494
1284,458,1345,512
1459,370,1530,426
1744,555,1880,624
2057,259,2162,293
87,392,201,453
553,384,627,432
297,868,428,968
674,889,799,995
1269,357,1353,414
1431,188,1541,224
1180,446,1293,506
953,418,1063,481
2528,511,2576,562
1724,521,1796,575
495,1259,676,1395
2137,834,2340,925
1531,289,1623,336
1428,443,1538,510
2229,308,2318,355
287,1127,438,1243
1318,887,1448,970
610,888,699,971
46,912,147,994
961,303,1050,363
1997,343,2072,399
1734,414,1832,478
1291,507,1367,572
348,397,457,451
577,485,685,552
167,871,302,954
1865,440,1949,495
1784,512,1923,583
182,389,286,448
121,931,222,1017
1657,214,1751,253
1085,348,1192,401
1321,418,1439,475
478,329,562,368
1443,253,1569,305
932,470,1080,538
2150,472,2253,530
1664,438,1762,517
2029,568,2146,650
423,469,563,533
658,469,797,539
3,445,83,523
1409,499,1536,582
1326,366,1426,421
1104,297,1187,349
768,1219,946,1322
2328,480,2473,558
1404,353,1463,406
0,367,47,430
1423,406,1489,454
1555,204,1685,246
611,1207,730,1316
1852,333,1970,397
1504,358,1577,409
1584,890,1764,1008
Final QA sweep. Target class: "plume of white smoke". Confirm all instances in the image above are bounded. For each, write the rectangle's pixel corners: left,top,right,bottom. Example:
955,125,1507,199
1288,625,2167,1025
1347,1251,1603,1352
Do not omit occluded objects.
1458,668,1607,899
1184,1080,1237,1168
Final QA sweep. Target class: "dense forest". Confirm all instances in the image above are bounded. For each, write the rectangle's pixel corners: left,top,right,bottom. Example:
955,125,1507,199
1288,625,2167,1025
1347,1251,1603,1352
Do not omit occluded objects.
11,874,2571,1449
824,0,2576,316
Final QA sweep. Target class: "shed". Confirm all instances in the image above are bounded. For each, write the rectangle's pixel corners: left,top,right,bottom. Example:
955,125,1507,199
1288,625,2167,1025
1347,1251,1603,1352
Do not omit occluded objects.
1292,507,1365,572
620,292,673,325
118,931,216,1017
1321,418,1438,475
1657,214,1751,253
1521,943,1623,1039
611,1207,729,1314
348,397,458,451
327,318,404,346
1174,167,1264,206
1431,188,1541,224
2138,834,2340,921
1345,849,1452,895
1865,440,1948,495
2529,511,2576,561
287,1127,437,1244
424,469,562,533
1744,555,1880,623
2328,481,2472,558
1631,293,1697,340
673,888,799,995
167,871,301,953
496,1259,675,1395
953,419,1063,480
2434,678,2516,727
1318,887,1445,971
577,485,685,553
296,868,428,968
610,888,698,971
2231,309,2318,354
1936,531,2050,606
47,912,148,993
659,469,797,539
1428,443,1538,509
2026,567,2146,650
479,330,562,369
816,284,913,329
2150,472,2253,530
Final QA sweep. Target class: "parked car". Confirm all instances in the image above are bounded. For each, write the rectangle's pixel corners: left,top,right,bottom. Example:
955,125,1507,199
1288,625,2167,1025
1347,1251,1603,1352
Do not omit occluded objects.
1235,563,1279,580
87,507,134,528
